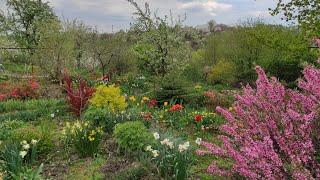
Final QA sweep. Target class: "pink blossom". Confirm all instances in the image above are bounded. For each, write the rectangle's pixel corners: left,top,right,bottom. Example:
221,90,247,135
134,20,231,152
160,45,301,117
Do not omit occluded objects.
198,65,320,179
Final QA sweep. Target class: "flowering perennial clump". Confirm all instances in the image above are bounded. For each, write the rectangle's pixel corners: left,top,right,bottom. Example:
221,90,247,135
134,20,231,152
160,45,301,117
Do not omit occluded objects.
62,120,104,157
19,139,39,163
168,104,183,112
197,65,320,179
146,132,191,179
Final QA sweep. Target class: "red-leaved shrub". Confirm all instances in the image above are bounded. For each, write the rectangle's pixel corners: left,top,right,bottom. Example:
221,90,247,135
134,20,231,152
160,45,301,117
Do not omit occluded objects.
11,81,39,99
63,75,95,117
0,79,40,101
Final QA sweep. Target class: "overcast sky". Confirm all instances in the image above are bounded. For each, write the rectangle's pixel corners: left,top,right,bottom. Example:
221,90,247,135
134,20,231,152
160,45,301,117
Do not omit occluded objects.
1,0,283,32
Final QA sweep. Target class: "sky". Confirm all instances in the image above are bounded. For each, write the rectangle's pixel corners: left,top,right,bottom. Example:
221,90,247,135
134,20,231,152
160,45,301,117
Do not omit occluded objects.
0,0,283,32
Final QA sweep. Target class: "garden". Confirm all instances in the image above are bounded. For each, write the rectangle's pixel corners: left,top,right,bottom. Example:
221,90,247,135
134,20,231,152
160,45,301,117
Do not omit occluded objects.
0,0,320,179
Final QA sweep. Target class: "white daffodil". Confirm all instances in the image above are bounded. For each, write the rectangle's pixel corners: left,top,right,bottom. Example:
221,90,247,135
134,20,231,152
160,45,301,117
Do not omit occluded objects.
19,151,28,158
21,140,27,145
151,150,159,158
145,145,153,152
160,138,169,145
22,143,30,150
160,139,174,149
153,132,160,140
196,138,202,145
184,141,190,148
178,141,190,152
31,139,38,145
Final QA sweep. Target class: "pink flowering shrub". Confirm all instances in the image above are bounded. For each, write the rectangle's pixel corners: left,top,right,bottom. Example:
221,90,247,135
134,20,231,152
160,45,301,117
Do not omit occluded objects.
197,64,320,179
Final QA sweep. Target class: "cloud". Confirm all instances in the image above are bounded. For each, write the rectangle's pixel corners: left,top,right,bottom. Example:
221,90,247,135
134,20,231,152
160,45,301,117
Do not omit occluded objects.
178,0,232,16
249,10,271,18
1,0,282,32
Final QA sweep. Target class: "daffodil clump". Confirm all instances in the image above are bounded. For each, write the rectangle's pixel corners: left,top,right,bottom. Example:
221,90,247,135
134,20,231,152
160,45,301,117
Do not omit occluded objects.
1,139,40,179
62,121,104,157
19,139,39,163
145,132,192,179
89,84,127,112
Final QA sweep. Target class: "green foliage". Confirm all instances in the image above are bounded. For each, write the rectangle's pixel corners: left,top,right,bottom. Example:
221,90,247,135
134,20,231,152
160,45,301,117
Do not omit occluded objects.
208,60,237,85
84,106,116,133
189,111,226,132
33,19,74,80
0,0,56,54
62,121,104,157
89,85,127,112
9,121,55,154
201,21,315,84
0,120,25,141
89,31,135,76
13,164,43,180
1,143,23,178
270,0,320,36
114,121,153,154
154,72,189,104
266,59,303,87
161,107,189,129
84,105,144,134
65,20,91,70
0,99,67,121
0,99,63,113
64,157,105,180
119,73,147,95
128,0,190,77
183,49,207,82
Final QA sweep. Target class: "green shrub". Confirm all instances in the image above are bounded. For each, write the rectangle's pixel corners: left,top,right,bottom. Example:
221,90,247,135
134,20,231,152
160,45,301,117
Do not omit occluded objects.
180,86,207,108
154,73,189,104
10,123,54,154
266,59,303,86
62,121,104,157
114,121,153,154
84,106,142,133
208,60,237,85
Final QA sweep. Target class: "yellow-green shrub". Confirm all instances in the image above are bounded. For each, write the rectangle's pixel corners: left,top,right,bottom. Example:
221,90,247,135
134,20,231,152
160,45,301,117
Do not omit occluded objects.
208,60,237,85
89,85,127,112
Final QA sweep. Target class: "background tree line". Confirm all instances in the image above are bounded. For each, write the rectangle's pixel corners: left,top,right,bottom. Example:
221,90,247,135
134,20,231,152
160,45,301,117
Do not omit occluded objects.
0,0,318,88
